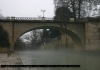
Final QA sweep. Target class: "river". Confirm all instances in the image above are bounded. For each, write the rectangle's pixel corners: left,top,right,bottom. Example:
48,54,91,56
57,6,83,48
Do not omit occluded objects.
16,50,100,70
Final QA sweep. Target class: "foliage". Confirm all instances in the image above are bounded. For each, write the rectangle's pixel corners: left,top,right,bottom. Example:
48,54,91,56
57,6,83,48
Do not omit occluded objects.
41,29,49,39
0,25,10,48
31,29,43,49
14,29,62,50
54,7,73,22
48,29,62,38
53,0,100,19
14,38,26,51
42,29,62,39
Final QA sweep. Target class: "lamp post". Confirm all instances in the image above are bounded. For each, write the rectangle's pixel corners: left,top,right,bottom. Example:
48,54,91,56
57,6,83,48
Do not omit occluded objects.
41,10,46,18
41,10,46,20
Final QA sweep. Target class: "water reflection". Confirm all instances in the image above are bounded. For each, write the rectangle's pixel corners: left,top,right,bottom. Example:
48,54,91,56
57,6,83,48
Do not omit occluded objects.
17,50,100,70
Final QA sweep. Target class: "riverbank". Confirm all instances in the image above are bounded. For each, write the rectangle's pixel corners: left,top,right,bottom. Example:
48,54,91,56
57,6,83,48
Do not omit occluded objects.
0,53,38,70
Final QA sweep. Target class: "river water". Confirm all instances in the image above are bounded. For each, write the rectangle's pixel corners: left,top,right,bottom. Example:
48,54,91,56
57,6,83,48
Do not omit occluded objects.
17,50,100,70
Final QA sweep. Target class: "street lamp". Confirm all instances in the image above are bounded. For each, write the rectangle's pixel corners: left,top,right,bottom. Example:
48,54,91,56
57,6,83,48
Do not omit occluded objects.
41,10,46,18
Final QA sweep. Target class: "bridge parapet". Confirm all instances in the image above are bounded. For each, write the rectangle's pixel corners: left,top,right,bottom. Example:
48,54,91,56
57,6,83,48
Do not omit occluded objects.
0,17,100,22
0,17,87,23
0,17,54,21
15,17,54,20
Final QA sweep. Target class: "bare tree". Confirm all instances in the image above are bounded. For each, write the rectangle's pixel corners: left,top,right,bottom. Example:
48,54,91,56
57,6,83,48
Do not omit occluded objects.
0,10,3,17
53,0,100,19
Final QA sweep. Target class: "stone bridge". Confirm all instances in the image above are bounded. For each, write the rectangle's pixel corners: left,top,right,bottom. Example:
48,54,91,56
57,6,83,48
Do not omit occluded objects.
0,17,100,52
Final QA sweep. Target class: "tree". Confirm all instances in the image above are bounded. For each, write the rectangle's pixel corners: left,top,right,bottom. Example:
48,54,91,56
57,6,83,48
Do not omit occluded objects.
31,29,43,49
0,10,3,17
14,38,25,51
54,6,73,22
53,0,100,19
15,29,62,50
0,25,10,48
42,29,49,39
42,29,62,39
48,29,61,38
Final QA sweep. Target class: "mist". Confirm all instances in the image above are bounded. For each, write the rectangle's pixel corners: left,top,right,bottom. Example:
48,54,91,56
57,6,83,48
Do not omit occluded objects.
16,49,100,70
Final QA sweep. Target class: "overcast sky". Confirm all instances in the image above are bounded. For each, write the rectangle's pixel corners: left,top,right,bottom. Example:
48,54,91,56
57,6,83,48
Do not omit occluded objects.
0,0,54,17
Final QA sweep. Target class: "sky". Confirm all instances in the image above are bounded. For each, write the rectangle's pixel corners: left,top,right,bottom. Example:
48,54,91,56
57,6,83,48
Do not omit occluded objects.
0,0,55,17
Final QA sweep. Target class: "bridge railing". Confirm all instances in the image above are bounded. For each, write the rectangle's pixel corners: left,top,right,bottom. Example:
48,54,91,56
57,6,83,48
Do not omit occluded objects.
0,17,11,20
1,16,100,22
0,17,54,20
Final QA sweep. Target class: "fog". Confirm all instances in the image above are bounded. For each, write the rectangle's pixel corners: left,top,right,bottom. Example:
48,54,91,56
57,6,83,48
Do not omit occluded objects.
16,50,100,70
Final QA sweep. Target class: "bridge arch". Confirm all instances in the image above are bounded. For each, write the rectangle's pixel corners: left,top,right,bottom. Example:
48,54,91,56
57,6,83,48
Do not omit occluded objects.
14,26,84,51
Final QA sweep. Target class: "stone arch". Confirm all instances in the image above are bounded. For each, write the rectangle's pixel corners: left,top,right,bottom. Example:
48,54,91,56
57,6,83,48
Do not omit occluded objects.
14,26,84,51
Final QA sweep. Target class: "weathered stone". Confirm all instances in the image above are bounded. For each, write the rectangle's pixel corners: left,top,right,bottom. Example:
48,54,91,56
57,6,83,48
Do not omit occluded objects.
0,20,100,51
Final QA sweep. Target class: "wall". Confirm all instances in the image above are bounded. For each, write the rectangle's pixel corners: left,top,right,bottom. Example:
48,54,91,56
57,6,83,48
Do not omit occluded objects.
67,23,85,50
85,22,100,50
